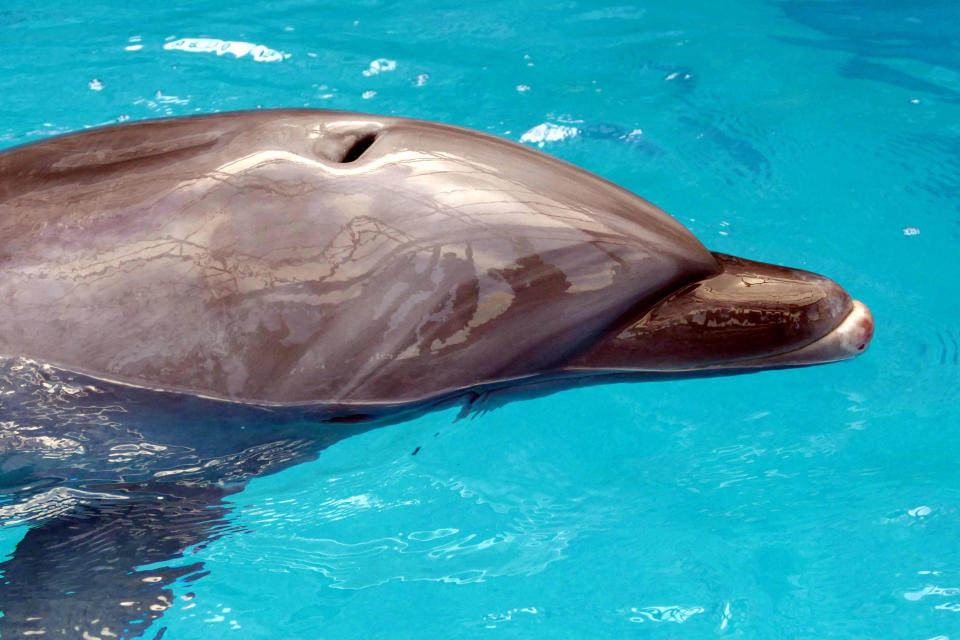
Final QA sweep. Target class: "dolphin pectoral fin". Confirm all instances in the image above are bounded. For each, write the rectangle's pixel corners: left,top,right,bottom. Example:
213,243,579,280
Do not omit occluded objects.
0,482,240,639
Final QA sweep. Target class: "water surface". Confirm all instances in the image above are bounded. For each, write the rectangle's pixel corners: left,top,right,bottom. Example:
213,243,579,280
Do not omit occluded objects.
1,0,958,638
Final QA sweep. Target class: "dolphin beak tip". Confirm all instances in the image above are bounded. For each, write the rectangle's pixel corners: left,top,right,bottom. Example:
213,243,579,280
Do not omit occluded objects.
846,300,874,357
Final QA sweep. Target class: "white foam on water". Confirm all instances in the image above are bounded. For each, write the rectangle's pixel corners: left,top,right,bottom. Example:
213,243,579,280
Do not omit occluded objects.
519,123,579,147
163,38,290,62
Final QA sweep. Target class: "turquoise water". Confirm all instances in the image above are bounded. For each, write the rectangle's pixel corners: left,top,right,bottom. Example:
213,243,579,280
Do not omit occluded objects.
1,0,959,638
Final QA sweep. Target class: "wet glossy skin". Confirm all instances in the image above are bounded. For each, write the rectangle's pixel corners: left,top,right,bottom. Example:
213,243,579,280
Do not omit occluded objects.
0,109,870,406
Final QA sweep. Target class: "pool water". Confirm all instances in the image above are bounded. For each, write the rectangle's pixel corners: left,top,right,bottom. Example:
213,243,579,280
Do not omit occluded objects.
1,0,959,638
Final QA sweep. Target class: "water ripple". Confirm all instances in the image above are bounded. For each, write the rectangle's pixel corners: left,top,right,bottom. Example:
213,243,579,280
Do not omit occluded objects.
628,604,705,624
163,37,290,63
519,122,580,147
0,486,128,525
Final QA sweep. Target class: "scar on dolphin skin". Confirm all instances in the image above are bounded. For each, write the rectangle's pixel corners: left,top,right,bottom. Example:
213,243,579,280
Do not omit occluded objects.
0,109,872,638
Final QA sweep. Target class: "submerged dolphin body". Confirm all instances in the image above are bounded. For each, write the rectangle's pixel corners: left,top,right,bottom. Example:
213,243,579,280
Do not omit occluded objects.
0,110,873,637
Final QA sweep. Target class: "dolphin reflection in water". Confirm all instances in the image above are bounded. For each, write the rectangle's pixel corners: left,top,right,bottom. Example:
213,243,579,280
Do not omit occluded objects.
0,110,873,637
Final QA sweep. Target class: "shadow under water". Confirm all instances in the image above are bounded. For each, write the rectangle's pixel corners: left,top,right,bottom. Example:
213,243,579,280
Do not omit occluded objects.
0,358,380,639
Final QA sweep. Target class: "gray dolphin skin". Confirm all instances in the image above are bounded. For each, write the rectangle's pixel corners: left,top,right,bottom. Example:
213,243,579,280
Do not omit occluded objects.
0,109,873,409
0,110,873,638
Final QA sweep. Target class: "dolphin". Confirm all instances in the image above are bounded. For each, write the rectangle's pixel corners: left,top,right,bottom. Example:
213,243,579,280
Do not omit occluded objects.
0,109,873,409
0,110,872,637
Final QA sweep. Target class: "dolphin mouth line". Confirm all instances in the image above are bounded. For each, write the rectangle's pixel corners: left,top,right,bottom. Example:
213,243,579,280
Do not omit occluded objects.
564,298,874,376
705,299,874,370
